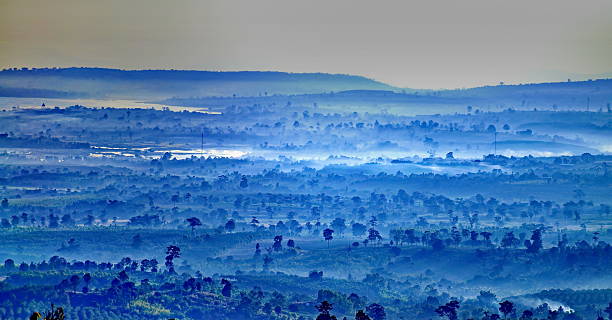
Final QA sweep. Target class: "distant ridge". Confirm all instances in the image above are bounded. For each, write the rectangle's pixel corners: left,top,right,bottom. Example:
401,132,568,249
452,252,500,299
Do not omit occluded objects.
0,67,387,82
0,67,397,99
159,78,612,112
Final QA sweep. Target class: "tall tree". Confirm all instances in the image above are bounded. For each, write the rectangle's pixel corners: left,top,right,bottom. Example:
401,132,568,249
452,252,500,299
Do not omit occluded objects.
323,228,334,248
165,245,181,273
499,301,515,319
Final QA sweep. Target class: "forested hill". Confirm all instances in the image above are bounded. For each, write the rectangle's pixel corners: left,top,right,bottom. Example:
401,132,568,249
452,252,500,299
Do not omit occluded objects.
0,67,397,99
160,78,612,114
437,78,612,109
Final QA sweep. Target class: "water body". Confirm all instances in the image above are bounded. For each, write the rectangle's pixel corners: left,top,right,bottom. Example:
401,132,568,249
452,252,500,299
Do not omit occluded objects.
0,97,220,113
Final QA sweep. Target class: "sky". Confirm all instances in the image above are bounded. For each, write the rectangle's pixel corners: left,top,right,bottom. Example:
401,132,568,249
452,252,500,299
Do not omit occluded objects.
1,0,611,89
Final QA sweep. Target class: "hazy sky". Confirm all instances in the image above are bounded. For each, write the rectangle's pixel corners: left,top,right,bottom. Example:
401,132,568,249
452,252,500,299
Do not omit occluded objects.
1,0,611,88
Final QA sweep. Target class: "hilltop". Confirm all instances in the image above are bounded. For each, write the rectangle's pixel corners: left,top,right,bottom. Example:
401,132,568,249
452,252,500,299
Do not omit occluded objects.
0,67,397,99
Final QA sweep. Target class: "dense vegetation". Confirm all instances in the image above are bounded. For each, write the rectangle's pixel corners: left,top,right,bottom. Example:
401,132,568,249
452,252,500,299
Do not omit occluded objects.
0,74,611,319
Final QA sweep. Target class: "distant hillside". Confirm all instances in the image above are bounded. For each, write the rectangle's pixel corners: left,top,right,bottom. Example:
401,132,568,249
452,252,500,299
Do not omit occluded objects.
159,79,612,115
438,78,612,110
0,67,397,99
1,68,610,111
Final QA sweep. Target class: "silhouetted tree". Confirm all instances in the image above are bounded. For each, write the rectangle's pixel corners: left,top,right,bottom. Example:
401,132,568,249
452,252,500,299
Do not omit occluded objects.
316,301,337,320
525,229,543,253
82,273,92,292
604,303,612,320
435,300,460,320
30,304,64,320
323,228,334,248
221,279,232,297
355,310,372,320
186,217,202,235
225,219,236,232
499,300,515,319
520,310,534,320
240,176,248,188
287,239,295,248
165,245,181,273
368,228,382,245
4,258,15,270
272,235,283,252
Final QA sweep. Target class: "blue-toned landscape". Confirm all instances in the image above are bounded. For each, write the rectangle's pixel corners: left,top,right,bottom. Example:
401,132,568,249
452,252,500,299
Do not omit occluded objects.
1,1,611,320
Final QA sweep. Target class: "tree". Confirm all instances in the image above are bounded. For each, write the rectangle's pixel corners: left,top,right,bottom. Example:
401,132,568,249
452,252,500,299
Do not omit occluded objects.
287,239,295,248
149,259,159,272
435,300,460,320
309,270,323,280
501,232,519,248
165,245,181,273
519,310,533,320
30,304,65,320
316,301,337,320
366,303,386,320
369,216,377,227
118,270,129,282
604,303,612,320
263,255,273,271
480,231,492,243
225,219,236,233
4,258,15,270
221,279,232,297
60,214,73,226
186,217,202,235
499,301,515,319
48,215,59,228
262,302,273,314
240,176,248,188
368,228,382,245
323,228,334,248
68,274,80,291
1,218,11,228
273,235,283,252
477,291,497,306
331,218,346,235
11,215,20,226
83,273,92,292
78,213,91,226
355,310,372,320
524,229,543,253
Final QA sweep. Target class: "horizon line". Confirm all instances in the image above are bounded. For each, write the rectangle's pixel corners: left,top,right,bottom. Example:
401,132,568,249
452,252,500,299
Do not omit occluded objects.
2,65,612,91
